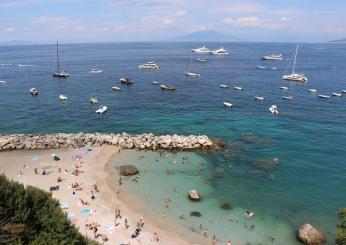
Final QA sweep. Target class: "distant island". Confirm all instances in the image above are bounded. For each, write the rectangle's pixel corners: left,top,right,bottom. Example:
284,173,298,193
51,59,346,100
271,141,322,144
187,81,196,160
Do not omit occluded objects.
328,38,346,43
174,30,239,42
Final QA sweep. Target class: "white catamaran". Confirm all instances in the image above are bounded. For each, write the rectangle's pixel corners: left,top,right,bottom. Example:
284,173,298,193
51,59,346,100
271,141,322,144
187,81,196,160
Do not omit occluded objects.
282,45,307,82
52,41,69,78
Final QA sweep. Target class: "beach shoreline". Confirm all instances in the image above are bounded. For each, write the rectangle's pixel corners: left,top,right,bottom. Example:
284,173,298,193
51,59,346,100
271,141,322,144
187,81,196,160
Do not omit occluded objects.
0,146,210,245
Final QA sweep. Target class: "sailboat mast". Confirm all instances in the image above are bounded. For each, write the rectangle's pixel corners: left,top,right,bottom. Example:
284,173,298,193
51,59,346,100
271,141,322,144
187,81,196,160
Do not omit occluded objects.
293,44,298,74
56,41,60,72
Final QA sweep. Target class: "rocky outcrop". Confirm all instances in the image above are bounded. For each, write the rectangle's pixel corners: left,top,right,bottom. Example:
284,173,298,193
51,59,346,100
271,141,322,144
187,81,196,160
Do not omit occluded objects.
297,224,326,245
188,189,200,201
220,202,233,210
0,132,218,152
119,165,139,176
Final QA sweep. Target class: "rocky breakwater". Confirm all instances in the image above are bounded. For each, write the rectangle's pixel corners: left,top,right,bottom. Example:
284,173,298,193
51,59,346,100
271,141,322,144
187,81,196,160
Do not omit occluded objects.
0,132,219,152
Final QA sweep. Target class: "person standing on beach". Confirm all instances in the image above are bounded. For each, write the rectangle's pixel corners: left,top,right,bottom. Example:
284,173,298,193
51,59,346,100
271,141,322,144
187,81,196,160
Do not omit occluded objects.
227,241,232,245
124,218,129,229
153,232,159,242
212,235,216,245
203,229,208,238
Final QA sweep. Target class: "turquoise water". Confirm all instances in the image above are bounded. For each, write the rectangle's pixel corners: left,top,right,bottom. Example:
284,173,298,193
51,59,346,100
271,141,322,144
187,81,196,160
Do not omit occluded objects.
1,42,346,244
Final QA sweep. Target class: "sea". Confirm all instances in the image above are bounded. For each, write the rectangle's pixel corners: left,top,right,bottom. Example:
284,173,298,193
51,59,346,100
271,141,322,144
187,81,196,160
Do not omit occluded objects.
0,42,345,244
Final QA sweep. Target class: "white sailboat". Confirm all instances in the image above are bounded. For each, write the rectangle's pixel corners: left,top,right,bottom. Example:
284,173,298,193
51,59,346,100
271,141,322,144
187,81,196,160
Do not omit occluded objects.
282,45,307,82
192,46,210,53
185,53,200,77
52,41,69,78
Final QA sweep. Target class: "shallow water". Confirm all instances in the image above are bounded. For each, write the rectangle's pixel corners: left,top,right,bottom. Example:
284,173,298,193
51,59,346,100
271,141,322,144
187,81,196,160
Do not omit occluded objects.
1,42,346,244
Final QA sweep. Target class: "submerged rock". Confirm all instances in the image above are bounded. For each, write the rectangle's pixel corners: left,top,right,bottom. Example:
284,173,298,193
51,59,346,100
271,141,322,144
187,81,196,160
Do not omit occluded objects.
188,189,200,201
190,211,202,217
297,223,326,245
220,202,233,210
240,134,274,144
119,165,139,176
252,159,279,169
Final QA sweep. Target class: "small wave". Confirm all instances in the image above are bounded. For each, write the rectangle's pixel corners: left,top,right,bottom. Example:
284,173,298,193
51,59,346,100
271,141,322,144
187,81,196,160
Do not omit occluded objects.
1,64,12,66
18,64,36,67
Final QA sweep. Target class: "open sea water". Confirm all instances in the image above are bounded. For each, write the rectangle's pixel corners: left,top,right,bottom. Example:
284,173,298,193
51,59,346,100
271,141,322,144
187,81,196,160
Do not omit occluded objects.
0,42,345,244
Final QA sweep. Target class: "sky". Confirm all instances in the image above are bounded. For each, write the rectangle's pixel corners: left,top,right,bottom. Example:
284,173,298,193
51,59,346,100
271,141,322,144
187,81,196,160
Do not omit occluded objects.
1,0,346,43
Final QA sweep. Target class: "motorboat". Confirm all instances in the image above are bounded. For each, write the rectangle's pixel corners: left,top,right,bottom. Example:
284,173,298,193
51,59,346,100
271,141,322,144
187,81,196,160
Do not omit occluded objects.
185,71,200,77
120,78,133,85
0,80,7,84
59,94,68,100
262,54,283,61
308,88,317,93
89,69,103,74
223,102,233,108
220,84,228,89
269,105,279,114
195,57,207,62
210,47,229,55
30,88,38,96
152,81,160,85
332,92,342,97
318,94,330,99
138,61,159,69
160,85,176,91
282,96,293,100
192,46,210,53
112,86,122,91
255,96,264,101
234,86,243,91
342,90,346,93
52,41,69,78
256,66,267,69
280,86,288,90
89,97,98,104
95,105,107,114
282,45,308,82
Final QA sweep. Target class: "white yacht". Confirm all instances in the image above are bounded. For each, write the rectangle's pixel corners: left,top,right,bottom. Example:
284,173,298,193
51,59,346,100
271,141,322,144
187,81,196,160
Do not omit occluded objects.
220,84,228,89
332,92,342,97
52,41,69,78
280,86,288,90
282,45,307,82
152,81,160,85
112,86,122,91
195,57,207,62
262,54,283,61
234,86,243,91
308,88,317,93
318,94,330,99
96,105,107,114
255,96,264,101
89,69,103,74
120,78,133,85
210,47,229,55
0,80,7,84
192,46,210,53
282,96,293,100
138,61,159,69
30,88,38,96
269,105,279,115
223,102,233,108
342,90,346,93
185,71,201,77
59,94,68,101
89,97,98,104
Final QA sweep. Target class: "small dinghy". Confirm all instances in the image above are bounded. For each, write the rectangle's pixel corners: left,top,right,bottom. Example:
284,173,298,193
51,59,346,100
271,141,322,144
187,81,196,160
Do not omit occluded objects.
120,78,133,85
95,105,107,114
112,86,122,91
220,84,228,89
269,105,279,115
318,94,330,99
223,102,233,108
255,96,264,101
152,81,160,85
160,85,176,91
234,86,243,91
89,97,98,104
185,71,201,77
308,88,317,93
282,96,293,100
89,69,103,74
59,94,68,101
332,92,342,97
196,57,207,62
280,86,288,90
30,88,38,96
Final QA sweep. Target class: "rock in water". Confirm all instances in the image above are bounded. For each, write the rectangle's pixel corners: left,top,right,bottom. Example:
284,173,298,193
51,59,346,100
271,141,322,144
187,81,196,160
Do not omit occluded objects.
220,202,233,210
188,189,200,201
190,211,202,217
297,224,326,245
119,165,139,176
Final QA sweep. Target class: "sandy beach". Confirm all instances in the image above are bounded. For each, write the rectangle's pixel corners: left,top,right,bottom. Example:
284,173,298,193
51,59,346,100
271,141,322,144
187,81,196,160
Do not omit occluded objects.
0,145,213,245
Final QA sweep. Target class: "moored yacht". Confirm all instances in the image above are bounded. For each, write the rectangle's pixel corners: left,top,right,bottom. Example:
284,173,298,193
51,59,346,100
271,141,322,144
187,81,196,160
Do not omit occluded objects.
192,46,210,53
160,85,176,91
95,105,107,114
120,78,133,85
195,57,207,62
332,92,342,97
318,94,330,99
0,80,7,84
138,61,159,69
262,54,283,61
89,97,98,104
52,41,69,78
89,69,103,74
308,88,317,93
234,86,243,91
280,86,288,90
210,47,229,55
269,105,279,114
185,71,201,77
282,45,307,82
255,96,264,101
223,102,233,108
59,94,68,101
152,81,160,85
282,95,293,100
112,86,122,91
220,84,228,89
30,88,38,96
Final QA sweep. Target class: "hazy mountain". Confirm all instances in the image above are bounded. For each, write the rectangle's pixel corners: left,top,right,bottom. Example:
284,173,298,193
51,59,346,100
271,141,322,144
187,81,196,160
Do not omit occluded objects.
174,30,239,42
328,38,346,43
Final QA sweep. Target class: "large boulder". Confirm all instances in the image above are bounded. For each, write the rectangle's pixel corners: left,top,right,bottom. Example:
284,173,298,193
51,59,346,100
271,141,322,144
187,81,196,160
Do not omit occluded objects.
119,165,139,176
297,223,326,245
188,189,200,201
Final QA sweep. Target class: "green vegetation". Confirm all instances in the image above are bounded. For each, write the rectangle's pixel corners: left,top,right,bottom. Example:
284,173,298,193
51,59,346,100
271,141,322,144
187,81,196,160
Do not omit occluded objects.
336,208,346,245
0,174,97,245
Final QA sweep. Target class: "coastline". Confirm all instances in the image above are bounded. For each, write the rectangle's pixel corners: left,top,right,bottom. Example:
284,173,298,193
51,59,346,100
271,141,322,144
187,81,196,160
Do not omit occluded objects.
0,145,209,245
